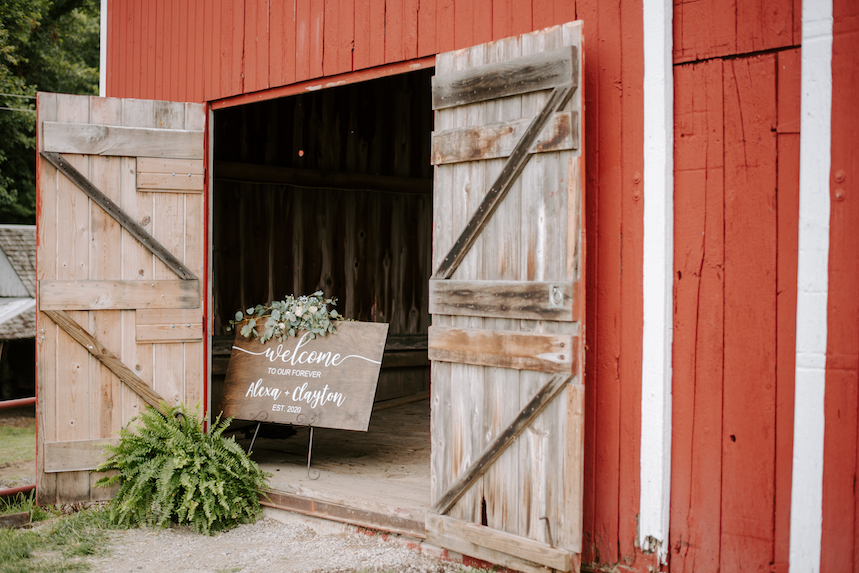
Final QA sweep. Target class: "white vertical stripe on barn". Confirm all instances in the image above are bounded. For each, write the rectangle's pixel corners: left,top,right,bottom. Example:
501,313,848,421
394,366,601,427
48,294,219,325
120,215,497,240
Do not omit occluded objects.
789,2,832,572
99,0,107,97
640,0,674,562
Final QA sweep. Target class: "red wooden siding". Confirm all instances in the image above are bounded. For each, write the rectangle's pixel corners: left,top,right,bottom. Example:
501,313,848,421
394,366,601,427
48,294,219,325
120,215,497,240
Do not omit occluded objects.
821,0,859,569
673,0,801,64
579,0,644,564
107,0,582,103
671,50,800,573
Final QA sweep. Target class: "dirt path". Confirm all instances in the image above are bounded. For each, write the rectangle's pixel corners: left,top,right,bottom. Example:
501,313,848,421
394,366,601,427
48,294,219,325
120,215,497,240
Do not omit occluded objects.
86,509,469,573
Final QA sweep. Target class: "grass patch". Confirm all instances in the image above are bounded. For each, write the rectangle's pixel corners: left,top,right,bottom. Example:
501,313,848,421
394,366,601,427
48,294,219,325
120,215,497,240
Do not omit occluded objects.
0,492,58,522
0,420,36,467
0,507,116,573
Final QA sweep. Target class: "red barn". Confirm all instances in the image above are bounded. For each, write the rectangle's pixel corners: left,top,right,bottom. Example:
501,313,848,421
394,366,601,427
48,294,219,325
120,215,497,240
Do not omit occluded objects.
33,0,858,571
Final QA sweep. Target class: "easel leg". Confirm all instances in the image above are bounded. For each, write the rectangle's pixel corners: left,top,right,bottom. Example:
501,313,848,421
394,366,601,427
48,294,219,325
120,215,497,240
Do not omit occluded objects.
307,426,320,480
247,422,262,454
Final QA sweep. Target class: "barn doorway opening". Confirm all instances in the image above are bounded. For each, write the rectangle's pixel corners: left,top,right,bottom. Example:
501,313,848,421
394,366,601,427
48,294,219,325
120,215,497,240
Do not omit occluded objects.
211,68,434,536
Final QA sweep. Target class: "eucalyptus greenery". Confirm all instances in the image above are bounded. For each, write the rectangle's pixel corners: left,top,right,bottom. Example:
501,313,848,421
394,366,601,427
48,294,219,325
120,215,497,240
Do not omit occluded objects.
227,290,342,344
95,403,270,535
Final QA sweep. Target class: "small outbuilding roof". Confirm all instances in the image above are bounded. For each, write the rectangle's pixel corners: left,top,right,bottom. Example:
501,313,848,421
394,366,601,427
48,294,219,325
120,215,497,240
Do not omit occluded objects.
0,225,36,340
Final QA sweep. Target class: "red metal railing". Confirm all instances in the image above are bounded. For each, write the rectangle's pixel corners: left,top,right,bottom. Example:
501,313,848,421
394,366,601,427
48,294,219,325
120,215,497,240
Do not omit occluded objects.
0,396,36,497
0,396,35,410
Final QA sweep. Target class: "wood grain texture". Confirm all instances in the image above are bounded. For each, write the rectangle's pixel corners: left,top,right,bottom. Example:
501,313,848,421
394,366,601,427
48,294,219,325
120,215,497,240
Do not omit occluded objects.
43,438,119,473
673,0,798,64
429,326,574,373
42,122,204,159
43,309,167,412
40,151,198,280
36,94,206,504
426,513,573,571
429,279,574,321
432,372,572,515
136,172,204,192
821,4,859,569
40,280,200,310
431,46,576,110
431,111,577,165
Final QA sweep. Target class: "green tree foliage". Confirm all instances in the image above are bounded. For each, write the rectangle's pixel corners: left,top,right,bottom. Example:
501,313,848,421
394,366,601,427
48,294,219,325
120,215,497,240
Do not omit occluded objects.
0,0,99,224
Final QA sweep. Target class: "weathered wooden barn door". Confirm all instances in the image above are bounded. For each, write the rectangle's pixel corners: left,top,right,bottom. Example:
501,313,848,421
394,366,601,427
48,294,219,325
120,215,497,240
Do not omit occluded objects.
35,93,206,504
428,22,584,573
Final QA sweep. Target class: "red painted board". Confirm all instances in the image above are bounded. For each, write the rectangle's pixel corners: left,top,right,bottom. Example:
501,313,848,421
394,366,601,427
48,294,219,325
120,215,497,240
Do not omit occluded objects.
323,0,338,75
673,0,798,64
618,0,644,559
205,0,220,101
108,0,119,96
244,0,271,93
219,0,233,98
175,0,187,101
720,54,778,573
472,0,492,46
822,0,859,569
370,0,386,66
533,0,554,30
774,47,800,572
403,0,418,60
417,0,436,57
670,57,725,573
511,0,533,37
339,0,355,72
156,0,165,98
310,0,324,78
131,0,141,98
437,0,454,53
195,0,205,102
232,0,246,94
143,0,155,99
353,0,370,69
269,0,284,86
385,0,403,63
296,0,311,81
453,0,471,49
491,0,513,40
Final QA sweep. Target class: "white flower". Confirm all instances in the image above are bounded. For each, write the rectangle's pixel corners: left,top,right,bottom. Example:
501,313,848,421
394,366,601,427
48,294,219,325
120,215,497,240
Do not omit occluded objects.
295,307,304,317
308,306,318,314
278,322,285,329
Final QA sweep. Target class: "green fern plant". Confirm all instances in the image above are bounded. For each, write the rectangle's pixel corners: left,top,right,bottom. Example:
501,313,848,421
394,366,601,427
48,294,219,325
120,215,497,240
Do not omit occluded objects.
95,403,270,535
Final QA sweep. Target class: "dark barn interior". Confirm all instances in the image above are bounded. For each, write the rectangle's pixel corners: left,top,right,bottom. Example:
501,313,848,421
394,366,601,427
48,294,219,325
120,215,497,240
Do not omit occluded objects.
210,69,435,534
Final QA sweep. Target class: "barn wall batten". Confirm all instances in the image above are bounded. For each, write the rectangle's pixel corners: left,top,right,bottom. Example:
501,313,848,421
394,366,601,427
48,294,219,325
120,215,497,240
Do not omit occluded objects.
91,0,859,571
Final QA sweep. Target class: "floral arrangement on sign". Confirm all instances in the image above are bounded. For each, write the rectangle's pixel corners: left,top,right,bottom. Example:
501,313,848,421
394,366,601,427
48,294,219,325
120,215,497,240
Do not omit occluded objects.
226,291,343,344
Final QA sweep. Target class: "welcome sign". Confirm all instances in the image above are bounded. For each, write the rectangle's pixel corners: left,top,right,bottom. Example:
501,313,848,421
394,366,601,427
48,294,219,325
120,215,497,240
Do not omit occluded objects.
219,321,389,431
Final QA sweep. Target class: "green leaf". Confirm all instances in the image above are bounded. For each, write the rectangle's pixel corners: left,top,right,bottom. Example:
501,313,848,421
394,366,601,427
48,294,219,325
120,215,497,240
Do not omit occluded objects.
235,311,243,321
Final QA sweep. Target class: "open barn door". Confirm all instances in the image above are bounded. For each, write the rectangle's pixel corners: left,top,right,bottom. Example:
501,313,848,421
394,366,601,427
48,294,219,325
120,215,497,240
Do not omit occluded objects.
35,94,207,505
428,22,585,573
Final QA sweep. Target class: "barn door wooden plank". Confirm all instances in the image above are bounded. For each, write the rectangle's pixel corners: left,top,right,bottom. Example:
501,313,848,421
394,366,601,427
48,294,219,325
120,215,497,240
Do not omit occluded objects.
430,111,578,165
431,46,577,109
427,513,574,572
36,94,207,505
428,279,575,321
433,82,575,280
40,280,200,310
428,326,575,373
40,151,197,280
431,372,572,516
42,122,204,158
43,309,168,412
428,21,584,571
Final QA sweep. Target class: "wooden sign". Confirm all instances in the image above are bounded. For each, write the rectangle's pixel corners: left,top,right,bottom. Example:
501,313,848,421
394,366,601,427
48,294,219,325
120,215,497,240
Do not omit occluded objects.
219,321,389,431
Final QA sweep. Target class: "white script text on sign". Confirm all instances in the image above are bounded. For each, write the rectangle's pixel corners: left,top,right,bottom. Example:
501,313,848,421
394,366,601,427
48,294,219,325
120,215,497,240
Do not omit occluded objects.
219,321,389,431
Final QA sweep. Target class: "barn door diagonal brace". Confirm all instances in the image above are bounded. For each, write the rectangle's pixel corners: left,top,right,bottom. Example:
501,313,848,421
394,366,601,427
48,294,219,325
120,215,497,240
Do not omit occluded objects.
40,151,198,281
431,372,573,516
43,309,168,414
433,82,575,280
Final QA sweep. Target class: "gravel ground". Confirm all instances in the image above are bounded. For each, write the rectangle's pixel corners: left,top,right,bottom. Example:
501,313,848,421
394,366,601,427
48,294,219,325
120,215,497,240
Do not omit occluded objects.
86,509,472,573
